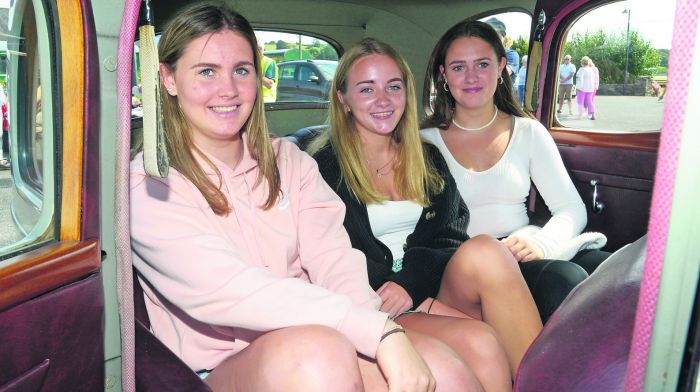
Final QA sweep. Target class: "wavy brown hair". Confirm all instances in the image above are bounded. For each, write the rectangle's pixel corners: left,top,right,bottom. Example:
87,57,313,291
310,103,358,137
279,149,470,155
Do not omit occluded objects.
158,3,280,215
308,38,443,206
422,20,531,129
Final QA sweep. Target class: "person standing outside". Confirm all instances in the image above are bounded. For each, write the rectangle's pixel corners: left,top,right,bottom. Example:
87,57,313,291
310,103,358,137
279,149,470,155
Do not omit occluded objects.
257,40,278,102
0,82,9,169
590,59,600,115
517,55,528,106
576,56,596,120
557,54,576,115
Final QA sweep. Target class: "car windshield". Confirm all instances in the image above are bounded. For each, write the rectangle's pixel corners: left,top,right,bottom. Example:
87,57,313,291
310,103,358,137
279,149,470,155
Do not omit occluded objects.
315,62,337,80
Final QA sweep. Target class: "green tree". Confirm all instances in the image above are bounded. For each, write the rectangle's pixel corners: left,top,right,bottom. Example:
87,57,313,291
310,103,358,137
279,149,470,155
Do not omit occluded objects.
512,36,529,59
276,40,289,49
316,44,339,61
563,29,661,83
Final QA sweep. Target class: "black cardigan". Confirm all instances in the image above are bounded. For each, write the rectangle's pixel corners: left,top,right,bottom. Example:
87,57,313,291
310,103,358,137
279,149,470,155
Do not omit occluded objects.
313,143,470,306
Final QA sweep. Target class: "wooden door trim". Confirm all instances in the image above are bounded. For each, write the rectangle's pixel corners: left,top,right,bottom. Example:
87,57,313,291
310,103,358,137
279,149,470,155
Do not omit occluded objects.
58,0,85,240
549,128,660,152
0,240,100,311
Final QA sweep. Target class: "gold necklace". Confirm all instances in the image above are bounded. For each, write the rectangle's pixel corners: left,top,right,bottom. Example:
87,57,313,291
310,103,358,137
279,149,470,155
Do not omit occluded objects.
367,155,395,178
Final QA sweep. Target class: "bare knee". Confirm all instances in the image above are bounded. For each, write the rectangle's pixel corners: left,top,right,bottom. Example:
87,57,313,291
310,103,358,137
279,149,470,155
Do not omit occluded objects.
449,321,507,365
446,235,520,283
259,325,362,391
409,332,484,392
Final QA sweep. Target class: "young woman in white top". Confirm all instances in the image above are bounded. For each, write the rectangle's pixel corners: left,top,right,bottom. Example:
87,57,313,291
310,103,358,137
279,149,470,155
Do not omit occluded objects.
420,20,609,322
310,37,542,386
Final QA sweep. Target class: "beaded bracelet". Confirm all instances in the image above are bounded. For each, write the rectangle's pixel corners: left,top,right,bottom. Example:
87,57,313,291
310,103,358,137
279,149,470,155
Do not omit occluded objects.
380,326,406,341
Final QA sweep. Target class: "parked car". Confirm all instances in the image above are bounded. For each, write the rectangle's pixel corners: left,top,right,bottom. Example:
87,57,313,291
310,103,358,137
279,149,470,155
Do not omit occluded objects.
277,59,337,102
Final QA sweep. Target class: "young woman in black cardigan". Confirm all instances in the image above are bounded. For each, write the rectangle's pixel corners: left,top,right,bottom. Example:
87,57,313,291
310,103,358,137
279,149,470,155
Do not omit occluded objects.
309,38,542,385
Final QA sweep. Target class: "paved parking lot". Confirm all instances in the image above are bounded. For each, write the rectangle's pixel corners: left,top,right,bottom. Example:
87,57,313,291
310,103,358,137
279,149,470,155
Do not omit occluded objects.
554,95,665,132
0,169,22,247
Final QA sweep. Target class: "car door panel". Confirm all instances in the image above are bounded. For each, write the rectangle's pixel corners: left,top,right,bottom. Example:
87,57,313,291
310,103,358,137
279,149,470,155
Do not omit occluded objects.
0,0,104,390
527,0,660,253
559,144,655,251
0,267,103,390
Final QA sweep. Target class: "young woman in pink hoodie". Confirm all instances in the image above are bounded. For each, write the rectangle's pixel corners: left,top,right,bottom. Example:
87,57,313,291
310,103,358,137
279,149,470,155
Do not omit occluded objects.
130,4,486,391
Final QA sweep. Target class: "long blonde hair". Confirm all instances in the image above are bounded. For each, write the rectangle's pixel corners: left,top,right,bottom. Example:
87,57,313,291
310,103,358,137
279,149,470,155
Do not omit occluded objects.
158,3,280,215
308,38,443,206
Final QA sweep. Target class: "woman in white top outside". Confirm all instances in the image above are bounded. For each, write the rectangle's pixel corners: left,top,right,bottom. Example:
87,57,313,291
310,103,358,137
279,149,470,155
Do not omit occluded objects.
575,56,597,120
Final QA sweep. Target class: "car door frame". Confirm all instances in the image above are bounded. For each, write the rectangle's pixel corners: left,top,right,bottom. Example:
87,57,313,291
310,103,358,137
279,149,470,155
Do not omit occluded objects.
0,0,103,389
527,0,659,252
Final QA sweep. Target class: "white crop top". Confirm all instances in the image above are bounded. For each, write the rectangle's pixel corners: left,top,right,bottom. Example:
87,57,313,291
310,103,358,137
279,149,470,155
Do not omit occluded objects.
367,200,422,261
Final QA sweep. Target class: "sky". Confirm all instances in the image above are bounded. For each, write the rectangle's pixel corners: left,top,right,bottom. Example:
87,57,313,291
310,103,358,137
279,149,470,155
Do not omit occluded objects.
497,0,676,50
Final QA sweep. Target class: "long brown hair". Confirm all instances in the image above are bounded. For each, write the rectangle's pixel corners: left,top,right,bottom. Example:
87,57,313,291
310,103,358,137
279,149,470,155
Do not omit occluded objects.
308,38,443,206
422,20,530,129
158,3,280,214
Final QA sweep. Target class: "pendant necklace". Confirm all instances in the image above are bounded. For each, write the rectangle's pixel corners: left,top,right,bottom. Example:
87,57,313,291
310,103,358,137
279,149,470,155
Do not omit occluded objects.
368,155,395,178
452,105,499,131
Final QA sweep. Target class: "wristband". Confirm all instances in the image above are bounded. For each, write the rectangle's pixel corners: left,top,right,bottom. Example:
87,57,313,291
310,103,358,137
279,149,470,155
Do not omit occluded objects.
380,326,406,341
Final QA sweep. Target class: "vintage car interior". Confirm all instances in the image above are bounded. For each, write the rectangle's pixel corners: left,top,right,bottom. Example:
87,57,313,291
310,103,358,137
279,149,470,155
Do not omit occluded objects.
0,0,697,390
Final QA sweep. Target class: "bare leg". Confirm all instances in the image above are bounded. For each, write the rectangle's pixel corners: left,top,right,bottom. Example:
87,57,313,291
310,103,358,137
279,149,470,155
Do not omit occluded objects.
359,329,485,392
205,325,363,392
436,235,543,376
205,325,482,392
397,313,511,392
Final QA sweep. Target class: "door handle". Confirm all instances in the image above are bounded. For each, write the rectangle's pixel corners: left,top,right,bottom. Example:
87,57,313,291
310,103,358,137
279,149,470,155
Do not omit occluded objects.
589,179,605,214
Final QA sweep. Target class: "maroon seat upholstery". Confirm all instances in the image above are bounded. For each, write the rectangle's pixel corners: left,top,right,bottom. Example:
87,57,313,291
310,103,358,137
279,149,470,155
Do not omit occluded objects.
514,235,647,391
134,271,211,391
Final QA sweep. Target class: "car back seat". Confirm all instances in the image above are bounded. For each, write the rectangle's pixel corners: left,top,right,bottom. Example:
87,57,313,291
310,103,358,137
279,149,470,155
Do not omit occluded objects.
134,271,212,391
514,235,647,391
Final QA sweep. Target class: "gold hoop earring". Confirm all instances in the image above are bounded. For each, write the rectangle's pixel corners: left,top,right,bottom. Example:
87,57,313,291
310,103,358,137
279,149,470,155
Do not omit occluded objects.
443,81,449,92
498,76,504,85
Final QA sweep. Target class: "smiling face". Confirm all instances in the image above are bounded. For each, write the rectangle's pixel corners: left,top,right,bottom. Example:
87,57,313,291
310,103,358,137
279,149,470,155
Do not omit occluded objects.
440,36,506,111
339,54,406,139
160,29,258,153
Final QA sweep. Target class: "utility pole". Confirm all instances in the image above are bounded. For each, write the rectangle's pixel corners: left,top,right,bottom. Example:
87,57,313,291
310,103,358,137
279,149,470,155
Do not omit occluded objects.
623,0,631,93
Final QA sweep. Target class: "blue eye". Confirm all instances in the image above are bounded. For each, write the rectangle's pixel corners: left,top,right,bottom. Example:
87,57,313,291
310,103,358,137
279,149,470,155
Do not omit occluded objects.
198,68,214,77
451,65,464,72
360,87,374,94
478,62,490,69
387,84,402,92
234,67,250,76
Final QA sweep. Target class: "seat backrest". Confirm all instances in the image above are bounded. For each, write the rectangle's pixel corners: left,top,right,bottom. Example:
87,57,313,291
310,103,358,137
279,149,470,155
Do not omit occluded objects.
283,125,327,151
514,235,647,391
133,271,211,391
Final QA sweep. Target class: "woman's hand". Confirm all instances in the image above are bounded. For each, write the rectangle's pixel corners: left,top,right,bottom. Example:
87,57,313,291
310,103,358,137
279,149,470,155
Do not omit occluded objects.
376,320,435,392
501,235,544,262
377,282,413,318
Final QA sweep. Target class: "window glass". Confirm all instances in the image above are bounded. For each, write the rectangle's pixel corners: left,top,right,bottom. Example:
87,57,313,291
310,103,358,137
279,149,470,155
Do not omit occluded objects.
255,30,339,104
555,0,674,132
0,0,58,257
279,64,295,80
130,30,340,115
425,11,532,112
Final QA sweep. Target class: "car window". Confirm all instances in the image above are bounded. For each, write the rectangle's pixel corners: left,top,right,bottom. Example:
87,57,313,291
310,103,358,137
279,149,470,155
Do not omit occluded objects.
298,65,319,82
130,30,340,114
0,0,58,258
554,0,674,132
424,11,532,113
279,63,296,81
255,30,339,104
315,63,337,80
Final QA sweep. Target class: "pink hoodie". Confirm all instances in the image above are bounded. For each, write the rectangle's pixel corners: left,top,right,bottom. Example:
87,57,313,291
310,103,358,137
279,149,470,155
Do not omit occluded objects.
130,137,387,371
